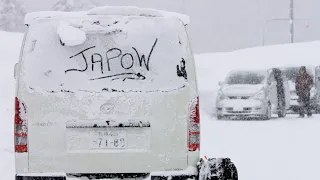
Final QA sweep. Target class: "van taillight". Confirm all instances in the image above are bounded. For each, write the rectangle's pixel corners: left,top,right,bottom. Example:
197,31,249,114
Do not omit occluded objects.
14,97,28,153
189,96,200,151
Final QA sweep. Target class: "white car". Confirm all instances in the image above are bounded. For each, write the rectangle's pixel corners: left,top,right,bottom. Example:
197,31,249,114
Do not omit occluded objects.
14,6,237,180
216,68,290,120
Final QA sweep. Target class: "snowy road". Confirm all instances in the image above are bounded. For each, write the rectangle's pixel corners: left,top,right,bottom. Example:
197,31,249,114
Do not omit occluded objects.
1,31,320,180
201,114,320,180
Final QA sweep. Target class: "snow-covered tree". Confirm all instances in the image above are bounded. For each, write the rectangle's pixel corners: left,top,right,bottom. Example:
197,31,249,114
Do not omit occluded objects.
0,0,26,32
53,0,97,12
52,0,74,12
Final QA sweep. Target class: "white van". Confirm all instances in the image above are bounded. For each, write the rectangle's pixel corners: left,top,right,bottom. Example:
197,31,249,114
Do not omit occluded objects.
14,6,200,180
216,68,290,120
14,6,237,180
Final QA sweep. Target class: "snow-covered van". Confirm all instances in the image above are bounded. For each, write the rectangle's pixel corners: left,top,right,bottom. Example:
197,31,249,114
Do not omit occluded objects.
216,68,290,120
14,6,237,180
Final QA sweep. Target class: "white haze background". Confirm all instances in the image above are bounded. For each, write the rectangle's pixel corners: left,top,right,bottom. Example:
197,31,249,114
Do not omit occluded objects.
1,1,320,180
1,0,320,53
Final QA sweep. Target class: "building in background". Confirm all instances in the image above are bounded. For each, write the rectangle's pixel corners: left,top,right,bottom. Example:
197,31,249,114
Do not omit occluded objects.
5,0,320,53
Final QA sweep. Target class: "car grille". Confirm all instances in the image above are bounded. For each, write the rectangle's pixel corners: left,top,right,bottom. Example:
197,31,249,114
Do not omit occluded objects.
225,107,252,113
228,96,250,99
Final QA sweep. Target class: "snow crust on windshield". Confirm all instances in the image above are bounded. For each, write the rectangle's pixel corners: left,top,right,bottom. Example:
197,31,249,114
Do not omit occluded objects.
21,16,190,93
24,6,190,25
87,6,190,25
57,21,86,46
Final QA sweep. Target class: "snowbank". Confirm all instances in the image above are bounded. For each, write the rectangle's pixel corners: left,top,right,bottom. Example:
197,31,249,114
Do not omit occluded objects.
0,31,23,180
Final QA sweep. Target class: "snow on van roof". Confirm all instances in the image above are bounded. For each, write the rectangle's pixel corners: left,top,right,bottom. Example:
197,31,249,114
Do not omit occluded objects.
24,6,190,25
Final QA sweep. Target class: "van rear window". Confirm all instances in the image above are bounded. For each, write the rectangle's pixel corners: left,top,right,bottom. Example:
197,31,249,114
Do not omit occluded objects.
21,16,190,93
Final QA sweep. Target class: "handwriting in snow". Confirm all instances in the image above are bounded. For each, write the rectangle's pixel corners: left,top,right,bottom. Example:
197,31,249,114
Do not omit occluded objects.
65,38,158,81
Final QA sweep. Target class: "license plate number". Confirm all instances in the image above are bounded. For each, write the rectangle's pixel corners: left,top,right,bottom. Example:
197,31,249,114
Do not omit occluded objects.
90,131,127,149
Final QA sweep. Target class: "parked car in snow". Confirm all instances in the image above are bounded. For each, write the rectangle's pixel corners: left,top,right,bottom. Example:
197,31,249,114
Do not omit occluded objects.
279,66,320,113
14,6,238,180
216,68,290,120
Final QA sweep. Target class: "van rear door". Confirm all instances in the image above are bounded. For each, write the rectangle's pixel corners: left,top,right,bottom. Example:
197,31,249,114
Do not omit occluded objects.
19,15,197,173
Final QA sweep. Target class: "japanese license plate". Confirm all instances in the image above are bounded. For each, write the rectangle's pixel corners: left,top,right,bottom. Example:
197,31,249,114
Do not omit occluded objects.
90,130,127,149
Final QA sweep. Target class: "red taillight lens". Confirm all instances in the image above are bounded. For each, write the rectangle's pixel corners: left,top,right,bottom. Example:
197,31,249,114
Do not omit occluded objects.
14,97,28,153
189,96,200,151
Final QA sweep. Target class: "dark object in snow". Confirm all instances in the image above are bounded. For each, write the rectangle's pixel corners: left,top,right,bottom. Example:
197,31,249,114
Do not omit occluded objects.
296,66,314,117
93,21,100,25
198,157,238,180
59,39,65,46
272,68,286,118
177,58,188,80
297,93,312,117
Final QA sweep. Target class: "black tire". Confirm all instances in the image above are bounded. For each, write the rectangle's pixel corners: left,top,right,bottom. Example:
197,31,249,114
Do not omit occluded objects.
217,158,238,180
225,161,238,180
217,115,223,120
198,158,238,180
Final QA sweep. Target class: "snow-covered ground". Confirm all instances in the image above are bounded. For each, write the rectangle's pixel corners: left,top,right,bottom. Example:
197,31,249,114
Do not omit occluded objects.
0,31,23,180
1,30,320,180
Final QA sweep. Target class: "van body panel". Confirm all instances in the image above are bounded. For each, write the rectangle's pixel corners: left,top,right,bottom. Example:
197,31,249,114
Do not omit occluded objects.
15,11,199,174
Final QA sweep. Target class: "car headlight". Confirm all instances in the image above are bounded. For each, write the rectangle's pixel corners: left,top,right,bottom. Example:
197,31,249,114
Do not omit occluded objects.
251,90,265,100
216,90,226,101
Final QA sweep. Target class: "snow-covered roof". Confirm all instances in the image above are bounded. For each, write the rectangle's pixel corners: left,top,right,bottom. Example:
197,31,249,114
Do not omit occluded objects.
24,6,190,25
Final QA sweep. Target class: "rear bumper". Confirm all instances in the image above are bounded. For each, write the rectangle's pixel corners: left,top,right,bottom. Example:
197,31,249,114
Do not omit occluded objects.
16,175,66,180
16,168,198,180
16,175,197,180
16,153,199,179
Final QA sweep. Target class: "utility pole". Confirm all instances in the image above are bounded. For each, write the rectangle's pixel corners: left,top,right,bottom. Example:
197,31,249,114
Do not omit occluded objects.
289,0,294,43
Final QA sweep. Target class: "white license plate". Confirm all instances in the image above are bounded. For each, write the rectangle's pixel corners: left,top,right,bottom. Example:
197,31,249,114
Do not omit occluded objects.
90,131,127,149
233,106,243,111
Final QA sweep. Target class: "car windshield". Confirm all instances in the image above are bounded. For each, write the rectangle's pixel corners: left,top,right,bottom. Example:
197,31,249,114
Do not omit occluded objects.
21,16,190,93
282,67,314,82
225,71,266,85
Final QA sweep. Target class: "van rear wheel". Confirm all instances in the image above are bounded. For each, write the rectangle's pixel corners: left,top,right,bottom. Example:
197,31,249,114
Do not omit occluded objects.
198,158,238,180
